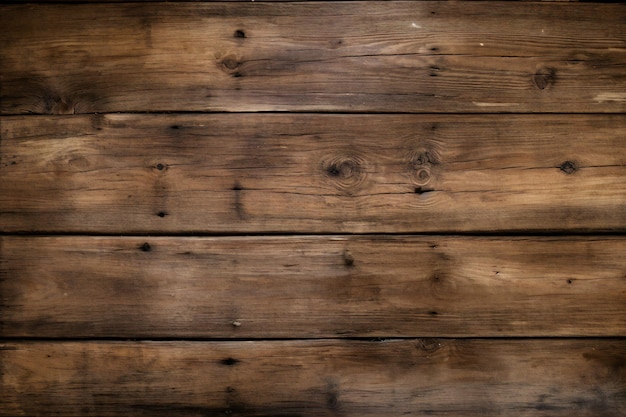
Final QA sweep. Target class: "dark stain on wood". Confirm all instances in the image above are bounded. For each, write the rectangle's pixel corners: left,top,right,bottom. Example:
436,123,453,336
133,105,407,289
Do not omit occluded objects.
220,357,241,366
342,250,354,267
232,181,246,219
532,67,557,90
560,160,578,174
325,379,342,413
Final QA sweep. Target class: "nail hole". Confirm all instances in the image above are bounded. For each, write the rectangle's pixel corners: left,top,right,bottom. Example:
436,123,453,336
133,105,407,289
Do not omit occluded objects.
156,163,165,171
234,30,246,38
140,242,151,252
157,211,167,218
220,357,240,366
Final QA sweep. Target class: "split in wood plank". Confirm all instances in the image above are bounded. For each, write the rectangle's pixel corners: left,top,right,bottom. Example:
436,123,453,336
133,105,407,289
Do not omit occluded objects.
1,2,626,114
2,235,625,338
1,114,624,233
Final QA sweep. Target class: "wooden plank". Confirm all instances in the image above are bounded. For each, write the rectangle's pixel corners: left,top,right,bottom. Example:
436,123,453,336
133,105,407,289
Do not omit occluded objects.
1,339,625,416
1,114,624,233
2,235,625,338
2,0,593,2
1,2,625,114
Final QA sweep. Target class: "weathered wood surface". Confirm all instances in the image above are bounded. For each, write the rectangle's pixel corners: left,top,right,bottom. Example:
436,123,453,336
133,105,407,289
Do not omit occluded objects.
1,339,625,416
1,114,624,233
2,0,595,2
2,2,626,114
2,235,625,338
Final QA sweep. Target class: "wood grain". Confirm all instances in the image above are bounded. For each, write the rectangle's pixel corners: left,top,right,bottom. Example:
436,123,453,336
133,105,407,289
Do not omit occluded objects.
2,2,625,114
1,339,625,416
2,0,595,2
1,114,624,233
2,235,625,338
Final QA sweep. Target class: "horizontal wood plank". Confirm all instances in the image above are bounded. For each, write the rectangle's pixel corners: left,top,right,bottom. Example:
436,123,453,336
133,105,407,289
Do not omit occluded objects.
2,0,594,2
1,339,625,416
1,2,625,114
2,235,625,337
1,114,625,233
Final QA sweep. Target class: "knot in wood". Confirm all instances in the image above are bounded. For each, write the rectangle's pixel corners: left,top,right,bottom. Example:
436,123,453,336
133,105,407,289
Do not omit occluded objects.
408,151,436,186
415,168,431,184
322,154,367,193
410,151,435,168
559,160,578,174
222,58,239,70
219,55,241,75
532,67,556,90
44,94,76,115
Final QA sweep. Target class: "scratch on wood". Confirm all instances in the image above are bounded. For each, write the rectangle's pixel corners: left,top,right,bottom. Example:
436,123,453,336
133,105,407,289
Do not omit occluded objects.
594,93,626,103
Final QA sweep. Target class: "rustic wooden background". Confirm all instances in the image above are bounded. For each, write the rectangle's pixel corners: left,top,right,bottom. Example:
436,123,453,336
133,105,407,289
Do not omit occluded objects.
1,0,625,415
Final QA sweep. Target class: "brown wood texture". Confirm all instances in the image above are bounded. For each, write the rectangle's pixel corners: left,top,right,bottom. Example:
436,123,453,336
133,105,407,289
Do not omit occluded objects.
1,339,625,416
1,1,625,416
2,235,625,338
2,2,626,114
2,114,625,233
3,0,593,2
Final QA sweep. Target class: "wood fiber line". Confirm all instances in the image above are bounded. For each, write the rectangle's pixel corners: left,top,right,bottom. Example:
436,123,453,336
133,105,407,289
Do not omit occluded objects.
1,114,624,233
1,339,625,416
1,2,625,114
2,235,625,338
2,0,609,3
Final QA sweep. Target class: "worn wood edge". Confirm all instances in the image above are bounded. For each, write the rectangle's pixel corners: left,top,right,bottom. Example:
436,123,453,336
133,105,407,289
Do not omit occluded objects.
2,235,625,338
1,339,625,416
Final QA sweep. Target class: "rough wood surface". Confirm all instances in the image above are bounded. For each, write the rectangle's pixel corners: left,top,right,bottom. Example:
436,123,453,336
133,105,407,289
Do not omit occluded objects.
1,1,625,415
2,2,625,114
1,114,624,233
2,0,594,2
2,235,625,338
1,339,625,416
